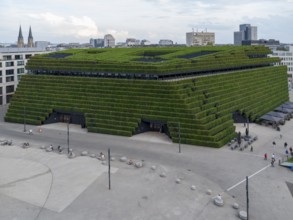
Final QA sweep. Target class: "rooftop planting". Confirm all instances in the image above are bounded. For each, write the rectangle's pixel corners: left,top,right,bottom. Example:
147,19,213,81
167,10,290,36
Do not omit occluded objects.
26,46,279,76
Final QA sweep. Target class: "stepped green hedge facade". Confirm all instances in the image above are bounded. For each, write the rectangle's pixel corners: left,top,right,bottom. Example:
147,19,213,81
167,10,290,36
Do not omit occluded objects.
6,65,288,147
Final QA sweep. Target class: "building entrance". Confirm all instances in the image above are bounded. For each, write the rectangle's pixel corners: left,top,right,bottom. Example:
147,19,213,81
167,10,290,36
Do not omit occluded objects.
59,114,71,123
43,110,85,128
134,119,170,137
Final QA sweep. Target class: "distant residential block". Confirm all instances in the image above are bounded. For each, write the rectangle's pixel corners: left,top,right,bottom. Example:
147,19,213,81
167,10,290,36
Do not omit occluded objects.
270,45,293,77
126,38,140,46
158,39,173,46
141,39,151,46
0,47,47,105
35,41,50,49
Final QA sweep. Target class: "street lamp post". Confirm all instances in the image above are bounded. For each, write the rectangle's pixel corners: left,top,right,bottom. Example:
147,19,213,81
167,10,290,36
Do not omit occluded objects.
178,122,181,153
246,116,249,137
108,148,111,190
67,120,70,154
246,176,249,220
23,106,26,132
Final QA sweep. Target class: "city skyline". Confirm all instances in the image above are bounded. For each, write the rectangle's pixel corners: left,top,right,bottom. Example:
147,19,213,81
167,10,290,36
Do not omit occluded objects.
1,0,293,44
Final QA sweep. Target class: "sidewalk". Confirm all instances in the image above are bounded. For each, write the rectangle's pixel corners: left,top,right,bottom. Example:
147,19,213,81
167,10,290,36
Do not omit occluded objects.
0,145,117,213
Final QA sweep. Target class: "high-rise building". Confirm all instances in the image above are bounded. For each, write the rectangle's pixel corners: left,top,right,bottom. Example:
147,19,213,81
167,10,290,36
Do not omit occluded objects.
90,38,104,48
248,26,257,41
186,31,215,46
234,24,258,45
89,38,95,47
104,34,115,48
95,39,104,48
239,24,251,40
234,31,244,46
17,26,24,48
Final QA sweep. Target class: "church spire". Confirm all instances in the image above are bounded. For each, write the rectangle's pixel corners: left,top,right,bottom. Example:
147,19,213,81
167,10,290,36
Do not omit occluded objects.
28,26,33,38
27,26,34,48
17,25,24,48
18,26,23,39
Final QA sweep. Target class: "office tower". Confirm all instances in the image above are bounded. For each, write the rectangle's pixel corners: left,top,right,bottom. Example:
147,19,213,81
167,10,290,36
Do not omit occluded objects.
234,24,258,45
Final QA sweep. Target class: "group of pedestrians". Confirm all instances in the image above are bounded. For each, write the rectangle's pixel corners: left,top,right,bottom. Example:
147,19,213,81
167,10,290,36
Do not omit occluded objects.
264,153,275,167
265,139,293,167
282,141,293,157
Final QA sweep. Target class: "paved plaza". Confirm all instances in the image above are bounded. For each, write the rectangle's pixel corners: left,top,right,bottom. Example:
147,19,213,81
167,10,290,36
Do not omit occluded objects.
0,91,293,220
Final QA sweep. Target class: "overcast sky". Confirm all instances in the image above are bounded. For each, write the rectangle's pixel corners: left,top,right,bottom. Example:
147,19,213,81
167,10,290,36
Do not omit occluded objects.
1,0,292,44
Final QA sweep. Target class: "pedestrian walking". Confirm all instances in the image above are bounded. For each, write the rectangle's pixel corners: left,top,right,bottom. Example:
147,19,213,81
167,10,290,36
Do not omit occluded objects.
245,128,249,137
284,142,288,148
272,153,275,159
286,149,289,159
264,153,267,160
271,157,275,167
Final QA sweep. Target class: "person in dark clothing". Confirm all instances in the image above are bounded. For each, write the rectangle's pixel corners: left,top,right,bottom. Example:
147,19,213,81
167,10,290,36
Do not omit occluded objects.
271,158,275,167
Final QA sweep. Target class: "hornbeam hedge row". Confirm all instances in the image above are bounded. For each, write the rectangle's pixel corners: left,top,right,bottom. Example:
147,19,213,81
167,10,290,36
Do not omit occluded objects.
5,65,288,147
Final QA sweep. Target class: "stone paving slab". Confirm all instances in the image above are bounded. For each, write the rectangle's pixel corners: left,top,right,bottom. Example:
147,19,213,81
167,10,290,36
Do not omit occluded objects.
0,144,241,220
129,131,173,144
39,123,87,134
0,146,118,213
285,181,293,198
